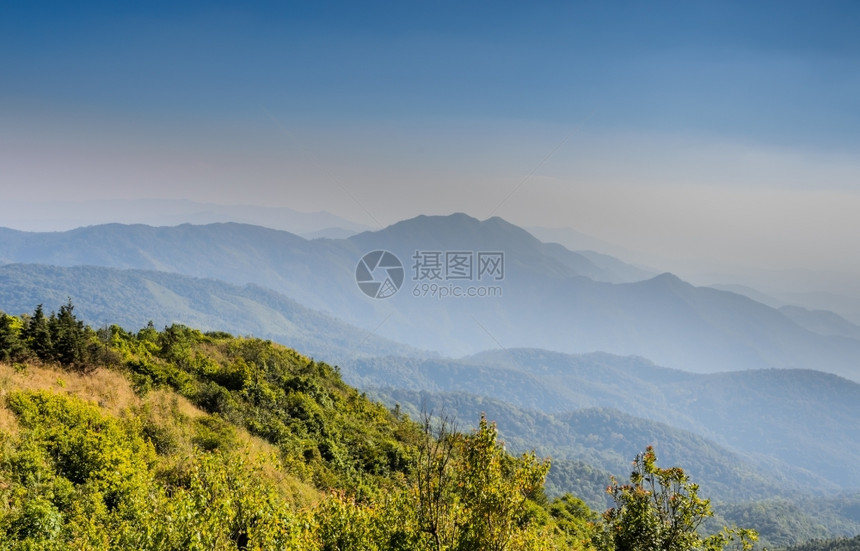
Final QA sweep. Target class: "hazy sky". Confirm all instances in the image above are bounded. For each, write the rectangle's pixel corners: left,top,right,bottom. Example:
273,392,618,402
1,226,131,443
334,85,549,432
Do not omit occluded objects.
2,1,860,280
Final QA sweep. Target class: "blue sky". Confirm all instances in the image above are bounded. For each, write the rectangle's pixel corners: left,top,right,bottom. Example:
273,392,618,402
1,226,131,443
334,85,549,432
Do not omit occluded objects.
2,1,860,280
4,1,858,143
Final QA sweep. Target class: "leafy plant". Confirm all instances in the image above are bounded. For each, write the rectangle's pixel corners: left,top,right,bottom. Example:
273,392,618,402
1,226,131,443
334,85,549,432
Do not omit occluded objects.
603,446,758,551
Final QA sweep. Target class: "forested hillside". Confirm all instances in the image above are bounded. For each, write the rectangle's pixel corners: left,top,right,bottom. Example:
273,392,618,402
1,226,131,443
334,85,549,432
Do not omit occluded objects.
350,350,860,489
0,302,758,550
371,389,801,502
783,535,860,551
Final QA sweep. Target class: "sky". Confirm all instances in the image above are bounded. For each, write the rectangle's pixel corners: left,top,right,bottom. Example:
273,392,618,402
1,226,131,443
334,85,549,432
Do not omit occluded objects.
2,1,860,286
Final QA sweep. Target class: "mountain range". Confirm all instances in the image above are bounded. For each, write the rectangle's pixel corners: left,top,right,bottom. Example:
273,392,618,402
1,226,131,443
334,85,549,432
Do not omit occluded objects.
1,214,859,380
0,198,373,236
371,387,836,502
349,348,860,489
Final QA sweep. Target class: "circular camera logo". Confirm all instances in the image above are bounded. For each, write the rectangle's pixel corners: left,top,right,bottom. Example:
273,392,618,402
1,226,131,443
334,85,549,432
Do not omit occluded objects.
355,250,404,299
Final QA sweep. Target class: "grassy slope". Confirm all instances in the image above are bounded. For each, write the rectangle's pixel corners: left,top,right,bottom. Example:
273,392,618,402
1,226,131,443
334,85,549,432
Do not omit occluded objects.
0,319,430,549
0,361,322,505
0,322,598,550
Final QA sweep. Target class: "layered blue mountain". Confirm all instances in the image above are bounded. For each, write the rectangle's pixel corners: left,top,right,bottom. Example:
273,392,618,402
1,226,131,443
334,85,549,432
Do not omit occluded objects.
348,348,860,488
1,214,859,381
0,263,420,362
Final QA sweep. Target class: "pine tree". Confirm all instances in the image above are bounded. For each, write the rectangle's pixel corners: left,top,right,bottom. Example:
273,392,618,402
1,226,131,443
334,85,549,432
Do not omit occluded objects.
24,304,53,362
51,299,89,368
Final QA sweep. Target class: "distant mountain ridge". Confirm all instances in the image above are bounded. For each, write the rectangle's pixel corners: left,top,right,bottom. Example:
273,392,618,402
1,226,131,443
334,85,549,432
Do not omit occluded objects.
778,304,860,340
0,198,373,234
0,263,422,363
348,348,860,489
1,214,859,380
368,387,860,545
371,387,836,505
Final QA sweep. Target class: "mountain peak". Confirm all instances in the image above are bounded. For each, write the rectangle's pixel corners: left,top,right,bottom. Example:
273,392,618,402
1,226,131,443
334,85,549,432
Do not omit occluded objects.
386,212,483,230
633,272,694,293
352,213,540,251
650,272,685,285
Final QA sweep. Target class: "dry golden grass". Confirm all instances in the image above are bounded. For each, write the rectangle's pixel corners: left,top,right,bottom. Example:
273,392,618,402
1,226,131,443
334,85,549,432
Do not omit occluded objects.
138,388,205,425
0,361,206,428
244,434,322,506
0,361,138,417
0,360,321,504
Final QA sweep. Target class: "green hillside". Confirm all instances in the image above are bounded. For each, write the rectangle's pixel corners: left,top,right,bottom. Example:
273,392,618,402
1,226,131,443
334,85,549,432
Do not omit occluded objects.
0,302,760,550
783,535,860,551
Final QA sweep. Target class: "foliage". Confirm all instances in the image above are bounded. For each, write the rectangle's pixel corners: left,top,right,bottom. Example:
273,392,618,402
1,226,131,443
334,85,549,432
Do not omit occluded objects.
603,446,758,551
0,388,571,550
412,414,560,550
2,301,108,373
455,416,551,550
414,413,461,549
0,313,26,364
717,499,831,548
548,493,604,548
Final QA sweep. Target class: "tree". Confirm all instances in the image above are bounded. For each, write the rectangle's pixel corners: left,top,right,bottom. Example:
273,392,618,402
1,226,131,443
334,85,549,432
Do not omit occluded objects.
0,313,26,362
456,416,551,551
413,413,554,551
603,446,757,551
415,412,462,551
23,304,52,362
50,299,90,369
